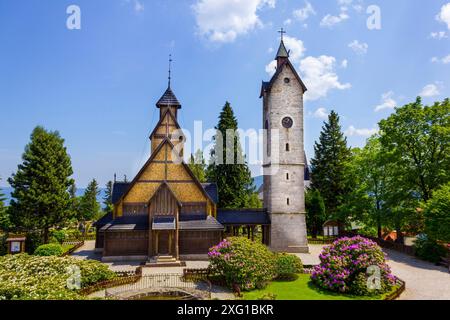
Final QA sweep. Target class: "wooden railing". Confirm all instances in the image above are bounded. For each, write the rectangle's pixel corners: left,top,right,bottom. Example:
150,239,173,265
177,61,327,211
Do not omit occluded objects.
341,232,416,256
80,266,143,296
61,240,85,257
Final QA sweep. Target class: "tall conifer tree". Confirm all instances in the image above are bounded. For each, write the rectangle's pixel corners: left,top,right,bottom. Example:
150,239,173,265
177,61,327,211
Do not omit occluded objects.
207,102,254,208
310,111,351,218
188,150,207,183
103,181,113,213
8,126,74,243
79,179,101,222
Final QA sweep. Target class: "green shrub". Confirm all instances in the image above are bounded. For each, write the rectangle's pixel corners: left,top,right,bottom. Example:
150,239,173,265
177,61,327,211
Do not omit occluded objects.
50,230,67,244
0,254,116,300
208,237,277,291
275,253,303,280
311,236,396,296
34,243,64,256
414,235,447,263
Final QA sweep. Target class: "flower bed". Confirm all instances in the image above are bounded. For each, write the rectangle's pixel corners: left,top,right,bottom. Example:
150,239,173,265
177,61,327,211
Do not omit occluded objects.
0,254,116,300
311,236,396,296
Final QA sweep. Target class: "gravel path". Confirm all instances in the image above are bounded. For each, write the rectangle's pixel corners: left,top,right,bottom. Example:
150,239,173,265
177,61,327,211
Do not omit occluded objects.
384,249,450,300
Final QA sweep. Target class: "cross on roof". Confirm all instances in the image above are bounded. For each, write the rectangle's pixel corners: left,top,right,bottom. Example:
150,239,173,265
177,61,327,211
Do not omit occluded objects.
168,54,172,88
278,28,286,41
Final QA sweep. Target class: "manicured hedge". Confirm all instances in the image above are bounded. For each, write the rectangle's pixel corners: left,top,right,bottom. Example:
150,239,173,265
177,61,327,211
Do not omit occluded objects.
34,243,65,256
275,253,303,280
0,254,116,300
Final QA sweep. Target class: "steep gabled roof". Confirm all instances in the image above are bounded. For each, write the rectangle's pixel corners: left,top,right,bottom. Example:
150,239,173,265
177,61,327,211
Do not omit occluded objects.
156,87,181,108
114,137,216,205
260,59,307,98
275,40,289,59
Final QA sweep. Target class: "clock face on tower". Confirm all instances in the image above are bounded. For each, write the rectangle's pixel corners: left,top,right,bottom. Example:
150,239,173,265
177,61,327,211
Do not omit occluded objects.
282,116,293,129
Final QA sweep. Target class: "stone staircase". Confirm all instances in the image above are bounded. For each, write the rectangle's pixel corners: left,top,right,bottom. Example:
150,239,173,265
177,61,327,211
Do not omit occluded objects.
145,255,186,268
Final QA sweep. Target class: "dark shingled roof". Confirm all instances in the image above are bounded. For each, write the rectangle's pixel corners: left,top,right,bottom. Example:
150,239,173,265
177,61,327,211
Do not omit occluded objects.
100,215,148,232
179,216,224,231
156,87,181,107
201,183,218,204
217,209,271,225
112,182,130,204
275,40,289,59
93,212,113,227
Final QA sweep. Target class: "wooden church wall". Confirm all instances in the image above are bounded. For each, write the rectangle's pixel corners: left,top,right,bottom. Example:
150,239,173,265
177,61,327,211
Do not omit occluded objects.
149,185,179,216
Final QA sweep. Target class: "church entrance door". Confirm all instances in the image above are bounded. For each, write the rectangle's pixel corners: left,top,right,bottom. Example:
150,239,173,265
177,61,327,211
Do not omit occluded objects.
157,231,170,255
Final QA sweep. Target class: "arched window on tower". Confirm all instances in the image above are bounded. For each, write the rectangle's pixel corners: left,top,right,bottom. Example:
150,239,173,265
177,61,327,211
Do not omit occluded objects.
287,198,290,205
286,173,289,180
286,143,290,151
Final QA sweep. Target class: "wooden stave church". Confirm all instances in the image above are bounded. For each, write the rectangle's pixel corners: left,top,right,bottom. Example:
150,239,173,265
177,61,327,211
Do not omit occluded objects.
94,84,272,262
94,37,311,261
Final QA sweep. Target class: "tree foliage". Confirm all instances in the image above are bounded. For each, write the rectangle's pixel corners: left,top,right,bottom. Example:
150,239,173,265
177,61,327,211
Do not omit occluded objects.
79,179,101,222
305,190,326,238
423,182,450,242
8,127,74,243
103,181,113,213
379,97,450,201
207,102,254,208
311,111,352,218
188,149,207,183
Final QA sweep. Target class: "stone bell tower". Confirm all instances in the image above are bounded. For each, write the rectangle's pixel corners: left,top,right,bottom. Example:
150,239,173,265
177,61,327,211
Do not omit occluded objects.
260,30,309,253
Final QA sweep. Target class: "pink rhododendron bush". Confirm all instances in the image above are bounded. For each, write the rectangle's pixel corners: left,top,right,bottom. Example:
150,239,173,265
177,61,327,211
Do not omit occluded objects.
311,236,396,296
208,237,276,291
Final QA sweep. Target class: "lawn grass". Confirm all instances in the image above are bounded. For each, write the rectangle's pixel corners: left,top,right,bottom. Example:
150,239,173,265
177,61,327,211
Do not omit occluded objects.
242,274,389,300
62,243,75,254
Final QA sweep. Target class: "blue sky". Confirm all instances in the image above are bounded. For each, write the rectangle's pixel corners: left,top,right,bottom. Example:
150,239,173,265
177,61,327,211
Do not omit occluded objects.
0,0,449,188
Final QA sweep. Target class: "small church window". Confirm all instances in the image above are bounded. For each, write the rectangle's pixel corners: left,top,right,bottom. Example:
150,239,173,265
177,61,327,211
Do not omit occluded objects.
287,198,290,205
286,173,289,180
284,77,290,84
286,143,290,151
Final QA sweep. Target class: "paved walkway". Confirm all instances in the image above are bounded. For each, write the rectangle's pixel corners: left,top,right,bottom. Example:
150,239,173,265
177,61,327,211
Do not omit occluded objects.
384,249,450,300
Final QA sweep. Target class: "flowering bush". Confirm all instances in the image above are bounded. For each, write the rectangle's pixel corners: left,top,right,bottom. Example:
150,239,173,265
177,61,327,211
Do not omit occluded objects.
34,243,64,256
275,253,303,280
208,237,276,291
0,254,116,300
311,236,395,295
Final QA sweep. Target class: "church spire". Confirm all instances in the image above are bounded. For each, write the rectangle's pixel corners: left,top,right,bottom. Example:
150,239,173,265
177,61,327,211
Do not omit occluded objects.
275,28,289,67
168,54,172,88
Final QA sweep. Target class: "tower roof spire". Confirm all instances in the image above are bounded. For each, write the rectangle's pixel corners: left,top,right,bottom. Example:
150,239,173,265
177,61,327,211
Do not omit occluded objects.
168,54,172,88
275,28,289,59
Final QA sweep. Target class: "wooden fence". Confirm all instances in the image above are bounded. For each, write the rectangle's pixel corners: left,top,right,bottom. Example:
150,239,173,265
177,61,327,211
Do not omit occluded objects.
341,232,416,256
61,241,85,256
80,267,143,296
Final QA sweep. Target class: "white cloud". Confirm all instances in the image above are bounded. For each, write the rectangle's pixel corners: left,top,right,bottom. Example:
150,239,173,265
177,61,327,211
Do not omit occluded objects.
300,55,351,101
192,0,275,43
265,36,349,101
311,107,329,119
431,54,450,64
348,40,368,55
374,91,397,112
265,35,306,74
345,126,378,137
293,1,316,21
284,18,292,26
341,59,348,68
320,11,349,28
430,31,447,39
420,83,441,97
123,0,144,13
436,3,450,29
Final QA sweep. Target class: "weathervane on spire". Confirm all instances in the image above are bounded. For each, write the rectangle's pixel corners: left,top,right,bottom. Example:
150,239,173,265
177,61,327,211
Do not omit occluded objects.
168,54,173,88
278,28,286,41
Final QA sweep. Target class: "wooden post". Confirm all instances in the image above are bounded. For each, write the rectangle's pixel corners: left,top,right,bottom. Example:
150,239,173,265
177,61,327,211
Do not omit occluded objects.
155,231,159,256
251,226,255,241
168,231,173,255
